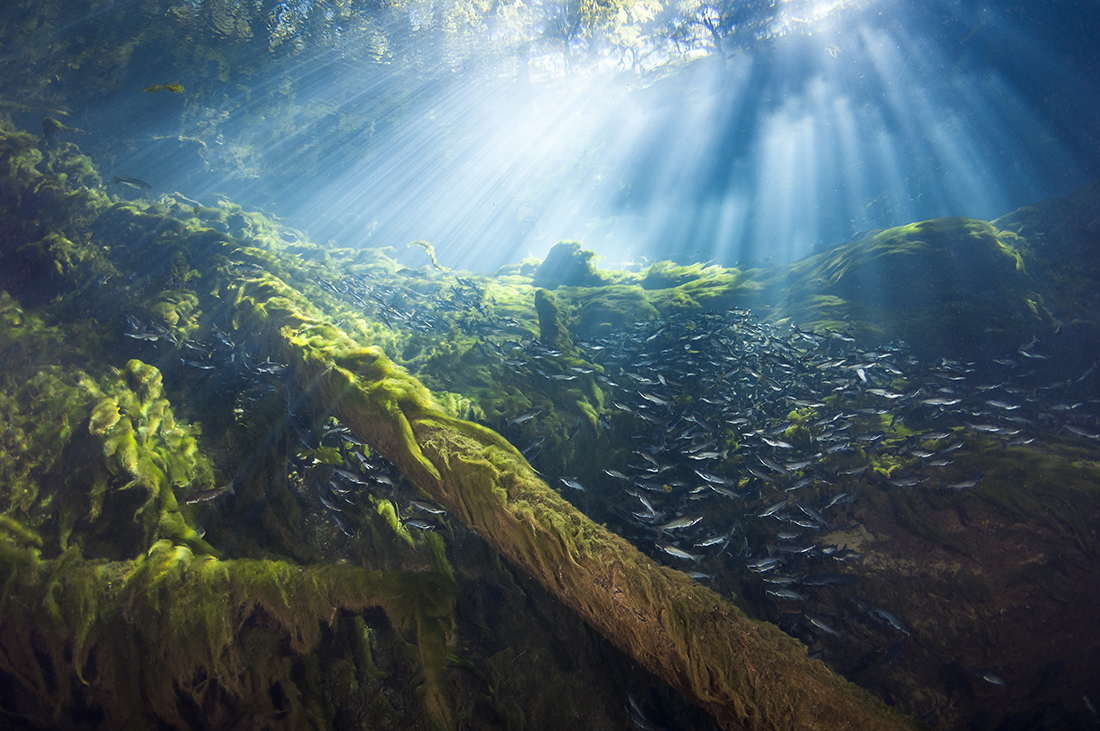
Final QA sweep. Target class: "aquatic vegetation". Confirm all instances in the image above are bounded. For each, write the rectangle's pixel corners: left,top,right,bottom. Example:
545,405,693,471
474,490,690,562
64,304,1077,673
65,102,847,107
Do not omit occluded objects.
219,249,922,731
0,532,459,730
4,120,1100,730
0,355,212,558
531,240,611,288
142,83,184,93
533,288,573,351
568,283,659,338
408,239,450,271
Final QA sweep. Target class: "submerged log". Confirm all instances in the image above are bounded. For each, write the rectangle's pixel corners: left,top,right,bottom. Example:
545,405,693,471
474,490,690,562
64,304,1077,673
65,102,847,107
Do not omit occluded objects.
234,275,924,731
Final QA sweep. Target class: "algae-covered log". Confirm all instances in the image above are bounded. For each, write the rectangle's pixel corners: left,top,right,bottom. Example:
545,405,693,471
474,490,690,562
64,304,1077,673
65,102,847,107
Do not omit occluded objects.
231,275,923,731
0,531,459,731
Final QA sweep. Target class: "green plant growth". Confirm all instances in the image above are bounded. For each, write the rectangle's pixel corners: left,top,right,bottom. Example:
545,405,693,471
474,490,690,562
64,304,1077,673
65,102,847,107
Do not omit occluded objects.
0,529,460,731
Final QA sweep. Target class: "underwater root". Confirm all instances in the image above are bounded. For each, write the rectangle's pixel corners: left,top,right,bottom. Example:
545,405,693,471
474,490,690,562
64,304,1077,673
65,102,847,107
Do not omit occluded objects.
237,281,925,731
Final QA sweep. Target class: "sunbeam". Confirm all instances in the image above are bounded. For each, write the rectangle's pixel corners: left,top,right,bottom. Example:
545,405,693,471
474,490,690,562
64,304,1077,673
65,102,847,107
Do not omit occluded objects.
46,0,1092,275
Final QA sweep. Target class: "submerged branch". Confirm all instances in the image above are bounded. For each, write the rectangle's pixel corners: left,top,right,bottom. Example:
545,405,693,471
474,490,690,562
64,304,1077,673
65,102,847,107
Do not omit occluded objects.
234,276,924,731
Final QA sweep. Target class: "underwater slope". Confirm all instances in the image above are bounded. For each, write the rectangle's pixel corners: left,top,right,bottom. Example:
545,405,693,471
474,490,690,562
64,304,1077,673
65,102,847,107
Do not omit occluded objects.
2,119,1100,729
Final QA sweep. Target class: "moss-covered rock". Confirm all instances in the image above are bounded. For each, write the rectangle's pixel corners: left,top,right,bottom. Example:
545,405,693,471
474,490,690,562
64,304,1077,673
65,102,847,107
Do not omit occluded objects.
533,288,573,350
531,240,610,288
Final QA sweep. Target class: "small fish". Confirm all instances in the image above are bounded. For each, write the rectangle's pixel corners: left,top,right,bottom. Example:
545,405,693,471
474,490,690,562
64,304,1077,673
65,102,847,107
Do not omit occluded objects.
943,475,983,490
804,612,845,638
330,467,371,485
855,600,911,635
746,556,783,572
506,408,542,426
559,477,586,491
693,469,731,486
1065,425,1100,439
254,358,287,375
866,388,905,399
656,542,703,563
744,465,776,483
639,392,672,407
410,500,447,514
657,514,703,533
796,501,830,527
521,436,546,457
757,499,787,518
112,175,152,190
920,396,961,406
318,491,344,512
839,464,869,475
800,573,858,586
761,436,794,449
708,484,741,501
759,456,789,474
211,325,234,348
184,486,228,504
125,330,159,341
331,511,355,537
180,358,215,370
887,474,927,488
762,574,800,585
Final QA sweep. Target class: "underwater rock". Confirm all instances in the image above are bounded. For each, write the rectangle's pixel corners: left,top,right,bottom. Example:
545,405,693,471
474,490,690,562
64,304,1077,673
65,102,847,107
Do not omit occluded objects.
532,240,608,288
533,288,572,350
571,284,659,339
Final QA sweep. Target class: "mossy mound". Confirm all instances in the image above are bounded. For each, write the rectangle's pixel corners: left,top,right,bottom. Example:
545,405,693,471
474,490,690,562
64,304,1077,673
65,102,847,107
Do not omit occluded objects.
570,284,659,339
532,241,611,288
535,204,1100,370
770,217,1044,359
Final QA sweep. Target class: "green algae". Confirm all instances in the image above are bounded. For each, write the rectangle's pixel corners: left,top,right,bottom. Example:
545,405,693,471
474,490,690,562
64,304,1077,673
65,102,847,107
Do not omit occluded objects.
0,352,214,557
533,288,573,351
7,118,1100,730
531,240,610,288
219,266,923,730
0,532,460,731
569,282,659,338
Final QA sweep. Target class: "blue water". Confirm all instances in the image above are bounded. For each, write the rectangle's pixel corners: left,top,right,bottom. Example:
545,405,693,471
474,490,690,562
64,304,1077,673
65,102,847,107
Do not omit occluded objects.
3,2,1100,729
6,0,1097,272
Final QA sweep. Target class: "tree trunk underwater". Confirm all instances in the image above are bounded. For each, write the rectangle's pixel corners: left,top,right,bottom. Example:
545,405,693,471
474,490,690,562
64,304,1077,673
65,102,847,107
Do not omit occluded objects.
232,275,924,731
